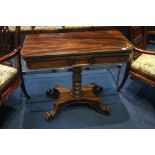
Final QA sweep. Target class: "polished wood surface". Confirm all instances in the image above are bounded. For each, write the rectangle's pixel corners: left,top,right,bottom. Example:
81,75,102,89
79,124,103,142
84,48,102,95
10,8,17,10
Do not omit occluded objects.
45,84,112,121
22,30,131,58
21,30,133,120
0,26,20,57
129,26,144,49
21,30,132,70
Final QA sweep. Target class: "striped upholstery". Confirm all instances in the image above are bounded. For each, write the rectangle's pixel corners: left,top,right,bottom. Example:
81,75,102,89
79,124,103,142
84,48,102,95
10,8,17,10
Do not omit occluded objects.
0,64,17,87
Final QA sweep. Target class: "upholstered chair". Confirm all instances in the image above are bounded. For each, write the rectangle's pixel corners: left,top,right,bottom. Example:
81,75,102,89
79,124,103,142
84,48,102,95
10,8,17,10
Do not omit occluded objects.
0,27,30,105
117,26,155,91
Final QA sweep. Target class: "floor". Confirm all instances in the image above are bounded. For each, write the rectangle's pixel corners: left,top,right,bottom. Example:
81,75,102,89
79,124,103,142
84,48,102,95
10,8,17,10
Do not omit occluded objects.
1,63,155,128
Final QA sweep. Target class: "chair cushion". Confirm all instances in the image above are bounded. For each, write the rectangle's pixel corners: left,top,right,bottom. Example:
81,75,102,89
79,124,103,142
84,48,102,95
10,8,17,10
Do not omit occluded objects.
131,53,155,77
0,64,17,87
34,26,63,30
20,26,33,31
8,26,33,31
8,26,16,31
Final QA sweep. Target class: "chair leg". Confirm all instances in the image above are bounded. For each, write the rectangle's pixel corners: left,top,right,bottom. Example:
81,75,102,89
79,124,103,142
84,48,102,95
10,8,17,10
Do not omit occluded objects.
20,77,30,99
117,62,130,92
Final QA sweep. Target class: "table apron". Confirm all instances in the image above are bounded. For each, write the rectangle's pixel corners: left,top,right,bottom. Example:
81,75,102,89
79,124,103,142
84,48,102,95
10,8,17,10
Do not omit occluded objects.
25,54,129,69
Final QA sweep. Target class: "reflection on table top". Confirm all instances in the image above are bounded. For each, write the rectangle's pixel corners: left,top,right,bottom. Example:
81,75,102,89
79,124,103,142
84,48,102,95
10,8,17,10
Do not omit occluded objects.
21,30,133,60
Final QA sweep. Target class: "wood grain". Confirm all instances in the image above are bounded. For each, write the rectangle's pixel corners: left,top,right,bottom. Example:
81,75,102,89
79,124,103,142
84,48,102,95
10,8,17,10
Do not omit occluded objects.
21,30,132,59
0,26,30,104
21,30,133,120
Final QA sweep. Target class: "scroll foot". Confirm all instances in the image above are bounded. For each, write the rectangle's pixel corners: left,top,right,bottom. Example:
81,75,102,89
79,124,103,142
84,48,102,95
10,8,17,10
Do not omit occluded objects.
45,106,61,121
46,87,60,99
93,104,112,115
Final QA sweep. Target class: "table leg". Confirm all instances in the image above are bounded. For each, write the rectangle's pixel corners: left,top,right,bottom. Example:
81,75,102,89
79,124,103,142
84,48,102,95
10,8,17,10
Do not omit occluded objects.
71,66,83,97
45,66,112,121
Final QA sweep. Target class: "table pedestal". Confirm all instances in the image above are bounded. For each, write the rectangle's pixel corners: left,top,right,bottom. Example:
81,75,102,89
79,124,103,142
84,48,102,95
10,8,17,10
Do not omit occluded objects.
45,66,112,121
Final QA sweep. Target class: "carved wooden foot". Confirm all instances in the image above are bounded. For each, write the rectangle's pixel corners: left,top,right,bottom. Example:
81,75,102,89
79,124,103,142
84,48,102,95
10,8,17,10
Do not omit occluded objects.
45,104,61,121
46,87,60,99
91,82,103,95
45,66,111,121
45,84,112,121
92,104,112,115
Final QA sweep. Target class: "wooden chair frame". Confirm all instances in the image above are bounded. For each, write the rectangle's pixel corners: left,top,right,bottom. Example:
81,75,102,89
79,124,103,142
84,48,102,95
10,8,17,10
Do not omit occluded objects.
0,27,30,104
117,46,155,91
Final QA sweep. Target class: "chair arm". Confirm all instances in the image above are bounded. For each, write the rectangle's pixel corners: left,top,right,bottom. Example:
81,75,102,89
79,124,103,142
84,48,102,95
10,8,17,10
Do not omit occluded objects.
134,47,155,55
0,45,22,62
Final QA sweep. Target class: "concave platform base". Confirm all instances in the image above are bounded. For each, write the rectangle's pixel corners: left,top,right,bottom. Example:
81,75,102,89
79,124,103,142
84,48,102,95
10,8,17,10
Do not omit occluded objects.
45,84,112,121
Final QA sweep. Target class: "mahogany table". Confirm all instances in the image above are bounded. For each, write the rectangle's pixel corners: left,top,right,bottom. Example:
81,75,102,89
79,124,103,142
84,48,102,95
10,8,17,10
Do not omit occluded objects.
21,30,133,120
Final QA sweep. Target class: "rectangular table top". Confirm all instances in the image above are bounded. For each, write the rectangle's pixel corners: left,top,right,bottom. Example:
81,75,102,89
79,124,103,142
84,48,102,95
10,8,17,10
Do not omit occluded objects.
21,30,133,60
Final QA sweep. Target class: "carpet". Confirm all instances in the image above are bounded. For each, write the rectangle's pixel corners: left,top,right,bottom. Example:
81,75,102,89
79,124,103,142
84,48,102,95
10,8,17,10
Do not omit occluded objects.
20,69,130,129
2,68,155,129
1,44,155,128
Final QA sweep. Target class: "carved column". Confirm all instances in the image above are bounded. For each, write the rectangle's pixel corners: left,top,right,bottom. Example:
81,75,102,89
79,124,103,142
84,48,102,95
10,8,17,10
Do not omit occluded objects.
71,66,84,97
